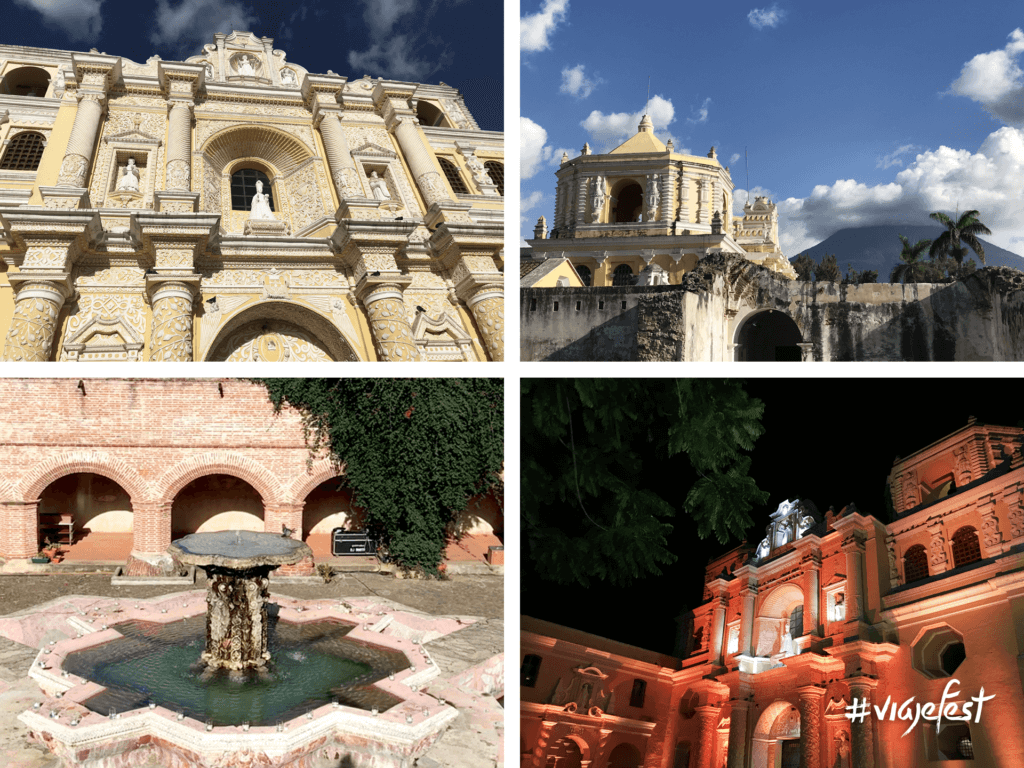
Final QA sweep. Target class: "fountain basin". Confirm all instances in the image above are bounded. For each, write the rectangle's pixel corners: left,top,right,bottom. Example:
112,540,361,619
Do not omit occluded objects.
21,593,457,768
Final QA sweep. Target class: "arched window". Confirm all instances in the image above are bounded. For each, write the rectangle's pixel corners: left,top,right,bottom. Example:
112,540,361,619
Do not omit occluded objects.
484,161,504,196
951,526,981,568
789,605,803,638
614,182,643,223
903,544,929,583
0,132,45,171
416,100,449,127
521,653,542,687
612,264,635,286
230,168,274,212
575,264,592,286
629,679,646,708
1,66,50,97
437,157,468,194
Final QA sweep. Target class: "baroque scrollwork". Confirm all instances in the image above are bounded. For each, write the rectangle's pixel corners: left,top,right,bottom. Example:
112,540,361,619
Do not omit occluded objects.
166,158,191,190
3,294,62,361
150,294,195,361
57,154,90,187
364,292,420,362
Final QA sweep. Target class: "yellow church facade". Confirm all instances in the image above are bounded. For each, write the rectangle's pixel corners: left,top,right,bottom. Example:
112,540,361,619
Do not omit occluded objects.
0,31,504,362
525,115,792,288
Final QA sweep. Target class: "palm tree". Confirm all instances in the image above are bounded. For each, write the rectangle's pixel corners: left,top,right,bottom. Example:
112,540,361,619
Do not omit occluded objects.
891,234,932,283
928,209,992,276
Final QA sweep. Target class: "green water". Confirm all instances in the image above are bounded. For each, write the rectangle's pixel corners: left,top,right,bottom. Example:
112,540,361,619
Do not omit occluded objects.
62,615,405,726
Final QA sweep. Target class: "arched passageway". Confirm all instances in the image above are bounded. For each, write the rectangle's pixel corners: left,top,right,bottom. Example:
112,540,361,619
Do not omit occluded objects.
544,736,583,768
37,473,133,562
301,478,363,559
171,474,264,539
735,309,803,361
607,742,642,768
751,700,801,768
613,182,643,223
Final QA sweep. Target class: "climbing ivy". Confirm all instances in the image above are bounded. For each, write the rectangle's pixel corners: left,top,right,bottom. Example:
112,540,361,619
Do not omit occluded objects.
254,378,503,573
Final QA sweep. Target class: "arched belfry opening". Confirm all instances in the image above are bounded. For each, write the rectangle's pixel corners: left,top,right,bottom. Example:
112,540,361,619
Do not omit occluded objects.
735,309,803,361
611,180,643,223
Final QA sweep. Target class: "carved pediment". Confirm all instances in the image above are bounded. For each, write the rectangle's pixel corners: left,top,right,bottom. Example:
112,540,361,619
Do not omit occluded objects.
350,142,398,159
61,316,144,361
104,129,162,147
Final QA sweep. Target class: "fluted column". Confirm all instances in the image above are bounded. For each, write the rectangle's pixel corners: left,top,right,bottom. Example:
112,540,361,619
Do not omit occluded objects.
693,705,721,768
148,281,196,361
318,112,363,199
726,697,752,768
362,283,420,362
739,583,757,655
842,534,865,624
391,116,451,207
847,678,876,768
797,686,825,768
466,287,504,361
2,280,69,361
165,101,193,190
56,94,104,188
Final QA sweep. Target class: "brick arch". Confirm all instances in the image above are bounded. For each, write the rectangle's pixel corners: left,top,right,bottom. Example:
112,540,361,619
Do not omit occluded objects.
18,451,152,503
156,452,284,505
285,458,346,505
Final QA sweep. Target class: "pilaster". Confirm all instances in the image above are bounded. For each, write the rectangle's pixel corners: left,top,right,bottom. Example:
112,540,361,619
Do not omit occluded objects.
303,73,364,202
797,685,826,768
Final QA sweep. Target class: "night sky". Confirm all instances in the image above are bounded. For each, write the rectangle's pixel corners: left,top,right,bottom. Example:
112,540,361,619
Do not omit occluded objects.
3,0,502,131
520,377,1024,655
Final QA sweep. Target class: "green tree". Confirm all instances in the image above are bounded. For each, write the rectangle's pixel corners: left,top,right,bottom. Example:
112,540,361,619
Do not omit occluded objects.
814,253,841,283
792,253,815,281
859,270,879,284
890,234,933,283
521,379,768,587
929,209,992,277
255,379,503,573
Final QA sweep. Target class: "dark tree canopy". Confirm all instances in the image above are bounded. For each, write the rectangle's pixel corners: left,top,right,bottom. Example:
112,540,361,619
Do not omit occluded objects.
255,378,503,573
521,379,768,588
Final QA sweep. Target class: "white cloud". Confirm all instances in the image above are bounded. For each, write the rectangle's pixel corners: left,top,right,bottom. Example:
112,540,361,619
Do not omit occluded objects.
521,0,569,52
13,0,103,41
549,146,577,165
687,97,711,124
150,0,257,54
560,64,600,99
348,35,438,80
361,0,417,39
731,186,776,216
520,190,546,227
776,127,1024,255
948,28,1024,126
522,117,554,179
747,4,786,30
730,153,741,164
580,95,676,150
876,144,918,169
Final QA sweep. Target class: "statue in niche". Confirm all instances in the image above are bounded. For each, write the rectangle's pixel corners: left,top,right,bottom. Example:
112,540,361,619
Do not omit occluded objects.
204,62,214,81
116,158,140,192
250,180,274,219
780,619,793,657
645,174,660,220
280,68,297,86
591,176,606,221
830,592,845,622
237,55,256,76
368,171,391,201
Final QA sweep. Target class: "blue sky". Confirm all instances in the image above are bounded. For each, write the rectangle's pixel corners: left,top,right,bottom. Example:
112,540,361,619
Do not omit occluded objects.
4,0,502,131
520,0,1024,255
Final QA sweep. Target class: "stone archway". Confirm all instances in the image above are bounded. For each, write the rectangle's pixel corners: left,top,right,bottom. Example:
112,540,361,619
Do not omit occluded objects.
37,473,134,563
545,735,584,768
611,180,643,223
203,300,359,362
735,309,803,361
751,700,801,768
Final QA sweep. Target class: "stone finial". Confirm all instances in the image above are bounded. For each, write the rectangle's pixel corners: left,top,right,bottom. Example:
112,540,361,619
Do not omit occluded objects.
711,210,722,235
707,146,717,159
666,139,674,152
582,142,591,155
560,151,569,164
638,114,654,133
534,216,547,240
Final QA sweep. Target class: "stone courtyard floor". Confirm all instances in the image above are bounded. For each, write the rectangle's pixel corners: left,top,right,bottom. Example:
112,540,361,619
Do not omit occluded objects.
0,571,503,768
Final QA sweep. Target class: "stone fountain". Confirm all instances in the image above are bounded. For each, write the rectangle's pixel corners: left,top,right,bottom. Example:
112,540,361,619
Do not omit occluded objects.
168,530,310,672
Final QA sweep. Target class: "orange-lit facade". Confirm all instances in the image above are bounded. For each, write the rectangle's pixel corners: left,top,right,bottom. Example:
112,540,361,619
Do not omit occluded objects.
521,419,1024,767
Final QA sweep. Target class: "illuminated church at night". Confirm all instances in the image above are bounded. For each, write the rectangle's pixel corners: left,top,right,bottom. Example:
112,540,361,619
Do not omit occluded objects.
521,418,1024,767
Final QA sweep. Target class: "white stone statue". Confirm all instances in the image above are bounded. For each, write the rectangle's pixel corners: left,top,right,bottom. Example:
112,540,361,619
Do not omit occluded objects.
645,174,660,220
755,537,770,561
368,171,391,201
780,619,793,657
116,158,140,192
831,592,846,622
591,176,606,220
280,68,297,86
250,180,274,219
238,55,256,77
204,62,214,81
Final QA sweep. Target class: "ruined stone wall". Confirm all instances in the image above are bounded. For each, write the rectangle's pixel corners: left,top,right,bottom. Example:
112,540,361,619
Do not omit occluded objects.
521,256,1024,362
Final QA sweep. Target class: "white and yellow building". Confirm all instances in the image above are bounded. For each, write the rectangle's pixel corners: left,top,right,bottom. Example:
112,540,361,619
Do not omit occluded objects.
524,114,792,287
0,31,504,362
